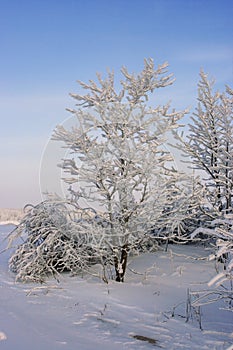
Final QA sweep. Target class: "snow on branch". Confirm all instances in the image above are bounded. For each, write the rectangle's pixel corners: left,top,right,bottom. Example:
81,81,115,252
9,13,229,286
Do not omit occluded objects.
68,58,174,108
70,70,124,107
121,58,175,105
192,216,233,291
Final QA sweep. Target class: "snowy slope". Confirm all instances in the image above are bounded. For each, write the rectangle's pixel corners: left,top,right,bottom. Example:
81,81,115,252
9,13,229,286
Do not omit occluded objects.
0,224,232,350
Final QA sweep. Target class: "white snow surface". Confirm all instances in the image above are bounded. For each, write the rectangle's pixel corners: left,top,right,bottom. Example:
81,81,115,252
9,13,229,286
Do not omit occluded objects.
0,224,232,350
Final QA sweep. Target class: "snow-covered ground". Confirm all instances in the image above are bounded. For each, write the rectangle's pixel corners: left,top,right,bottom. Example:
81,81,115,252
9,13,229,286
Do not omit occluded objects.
0,224,232,350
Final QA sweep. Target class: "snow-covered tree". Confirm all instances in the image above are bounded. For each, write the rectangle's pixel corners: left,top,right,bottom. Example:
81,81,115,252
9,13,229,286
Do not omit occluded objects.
218,86,233,213
9,59,200,283
173,72,233,310
174,71,233,215
51,58,194,281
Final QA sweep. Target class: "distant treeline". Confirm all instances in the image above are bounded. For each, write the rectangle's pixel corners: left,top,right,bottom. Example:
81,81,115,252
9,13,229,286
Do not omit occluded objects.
0,208,23,224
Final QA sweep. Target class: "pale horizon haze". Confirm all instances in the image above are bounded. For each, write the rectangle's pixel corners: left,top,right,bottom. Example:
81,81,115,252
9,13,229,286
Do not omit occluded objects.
0,0,232,208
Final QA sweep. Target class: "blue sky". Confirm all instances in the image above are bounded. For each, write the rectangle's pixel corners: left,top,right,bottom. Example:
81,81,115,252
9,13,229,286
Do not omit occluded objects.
0,0,232,208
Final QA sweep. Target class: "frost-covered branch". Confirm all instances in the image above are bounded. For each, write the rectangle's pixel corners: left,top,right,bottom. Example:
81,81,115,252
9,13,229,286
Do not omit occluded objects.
121,58,175,105
68,58,174,108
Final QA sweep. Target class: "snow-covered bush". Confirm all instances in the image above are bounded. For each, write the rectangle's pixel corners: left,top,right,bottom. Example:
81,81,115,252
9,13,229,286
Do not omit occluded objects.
149,175,206,246
191,215,233,310
9,201,105,282
9,199,160,283
192,216,233,273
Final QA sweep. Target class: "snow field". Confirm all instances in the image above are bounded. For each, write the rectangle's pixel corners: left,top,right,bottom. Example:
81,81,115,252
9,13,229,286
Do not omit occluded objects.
0,225,233,349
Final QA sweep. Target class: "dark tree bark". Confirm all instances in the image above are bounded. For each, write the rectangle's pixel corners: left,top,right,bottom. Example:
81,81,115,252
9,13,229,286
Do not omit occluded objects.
114,245,128,282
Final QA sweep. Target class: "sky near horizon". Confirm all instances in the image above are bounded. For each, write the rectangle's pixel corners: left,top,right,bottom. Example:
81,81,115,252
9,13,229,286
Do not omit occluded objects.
0,0,232,208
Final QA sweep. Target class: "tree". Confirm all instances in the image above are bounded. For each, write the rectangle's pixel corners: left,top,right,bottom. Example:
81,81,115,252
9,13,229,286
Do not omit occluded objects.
172,72,233,311
174,70,233,215
218,86,233,213
9,58,197,283
51,58,191,281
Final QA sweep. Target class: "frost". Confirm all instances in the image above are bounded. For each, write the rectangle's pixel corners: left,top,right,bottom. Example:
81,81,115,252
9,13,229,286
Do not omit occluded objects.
208,272,226,287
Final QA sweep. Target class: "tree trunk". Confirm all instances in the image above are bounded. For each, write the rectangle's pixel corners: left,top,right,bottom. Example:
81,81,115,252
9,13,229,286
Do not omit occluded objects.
114,245,128,282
